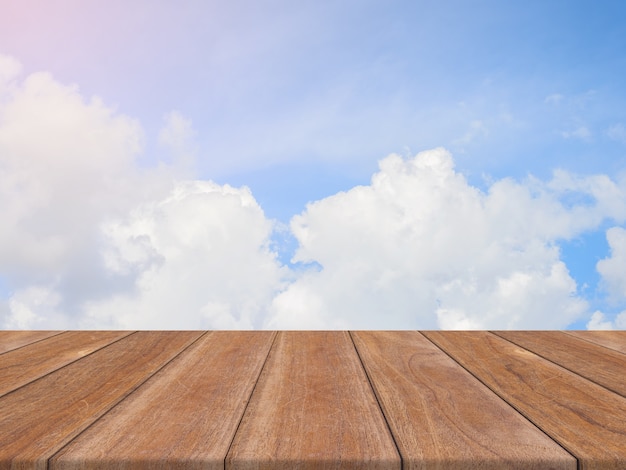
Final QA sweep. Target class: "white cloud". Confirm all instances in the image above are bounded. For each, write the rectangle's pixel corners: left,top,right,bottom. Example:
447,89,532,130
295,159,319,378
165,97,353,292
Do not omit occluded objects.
266,148,624,329
82,181,287,329
597,226,626,300
586,310,626,330
546,171,626,230
2,54,626,330
586,311,613,330
0,55,269,328
3,286,67,329
0,61,165,284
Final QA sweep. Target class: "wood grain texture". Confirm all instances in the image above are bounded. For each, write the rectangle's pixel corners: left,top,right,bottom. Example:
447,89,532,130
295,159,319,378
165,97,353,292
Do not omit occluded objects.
0,330,131,397
494,331,626,397
352,331,576,470
0,331,202,470
0,331,63,354
226,331,400,470
424,331,626,470
564,331,626,354
51,331,276,470
0,331,623,469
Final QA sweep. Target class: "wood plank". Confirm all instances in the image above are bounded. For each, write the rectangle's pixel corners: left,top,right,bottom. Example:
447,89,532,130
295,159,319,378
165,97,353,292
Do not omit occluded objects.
0,331,63,354
0,331,132,397
495,331,626,398
564,331,626,355
424,331,626,470
50,331,276,470
352,331,576,470
0,331,202,470
226,331,400,470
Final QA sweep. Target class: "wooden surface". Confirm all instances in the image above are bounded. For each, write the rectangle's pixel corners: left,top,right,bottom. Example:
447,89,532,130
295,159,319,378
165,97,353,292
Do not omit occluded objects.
51,331,275,470
0,331,131,397
424,331,626,470
0,330,61,354
564,330,626,354
352,331,575,470
494,331,626,397
0,331,624,470
227,331,399,469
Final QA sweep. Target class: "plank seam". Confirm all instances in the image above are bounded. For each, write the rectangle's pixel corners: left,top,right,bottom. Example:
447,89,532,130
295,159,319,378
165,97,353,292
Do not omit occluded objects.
491,331,626,399
562,330,626,357
45,330,209,470
223,330,279,470
419,331,581,470
0,331,137,401
0,331,67,356
348,331,403,470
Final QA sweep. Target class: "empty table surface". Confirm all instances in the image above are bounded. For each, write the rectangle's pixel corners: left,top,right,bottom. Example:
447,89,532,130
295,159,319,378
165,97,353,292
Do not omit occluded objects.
0,330,624,470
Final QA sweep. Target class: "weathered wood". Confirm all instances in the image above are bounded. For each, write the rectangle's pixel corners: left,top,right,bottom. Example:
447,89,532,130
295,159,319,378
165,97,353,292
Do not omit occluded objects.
0,330,624,469
564,330,626,354
424,331,626,470
352,331,576,470
50,331,276,470
226,331,400,469
0,331,63,354
0,331,202,470
495,331,626,397
0,330,131,397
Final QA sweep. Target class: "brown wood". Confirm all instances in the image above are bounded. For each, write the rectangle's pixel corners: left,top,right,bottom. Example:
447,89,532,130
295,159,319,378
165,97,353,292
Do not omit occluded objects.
50,331,276,470
0,331,624,469
564,330,626,354
0,330,131,397
352,331,576,470
0,331,63,354
0,331,202,470
226,331,400,469
423,331,626,470
495,331,626,397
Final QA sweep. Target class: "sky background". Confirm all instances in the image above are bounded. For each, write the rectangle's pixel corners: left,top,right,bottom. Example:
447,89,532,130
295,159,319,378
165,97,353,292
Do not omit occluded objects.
1,0,626,329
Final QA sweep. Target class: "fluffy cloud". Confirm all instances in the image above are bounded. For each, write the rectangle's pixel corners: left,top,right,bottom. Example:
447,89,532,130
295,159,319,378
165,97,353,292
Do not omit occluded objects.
82,181,287,329
266,148,625,329
586,310,626,330
2,54,626,330
0,59,154,283
0,55,284,328
595,227,626,326
598,227,626,294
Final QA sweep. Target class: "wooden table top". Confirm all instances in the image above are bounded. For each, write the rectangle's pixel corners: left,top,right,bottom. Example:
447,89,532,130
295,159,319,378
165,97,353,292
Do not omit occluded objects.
0,330,624,470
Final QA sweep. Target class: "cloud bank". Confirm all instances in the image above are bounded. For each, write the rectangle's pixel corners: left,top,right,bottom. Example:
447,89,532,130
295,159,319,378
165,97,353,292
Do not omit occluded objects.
267,149,626,329
85,181,288,329
1,55,626,329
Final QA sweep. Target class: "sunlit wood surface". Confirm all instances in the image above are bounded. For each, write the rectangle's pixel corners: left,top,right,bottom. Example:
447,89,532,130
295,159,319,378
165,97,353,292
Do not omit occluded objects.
0,331,624,470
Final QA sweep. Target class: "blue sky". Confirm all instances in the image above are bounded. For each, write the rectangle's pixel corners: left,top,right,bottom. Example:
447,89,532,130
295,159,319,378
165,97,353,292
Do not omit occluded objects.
1,0,625,329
